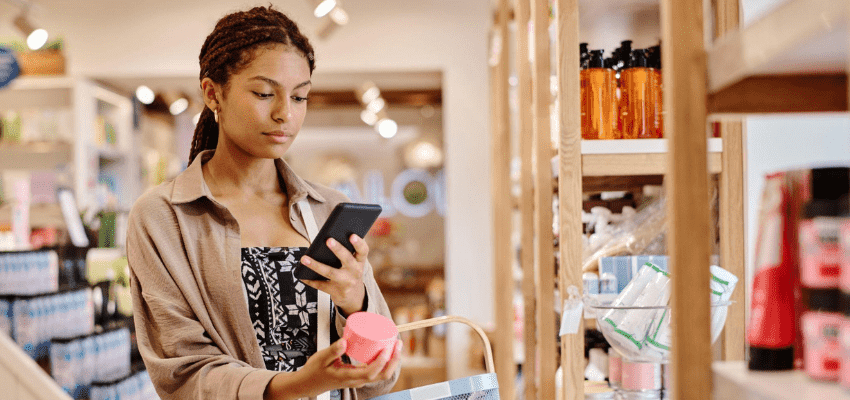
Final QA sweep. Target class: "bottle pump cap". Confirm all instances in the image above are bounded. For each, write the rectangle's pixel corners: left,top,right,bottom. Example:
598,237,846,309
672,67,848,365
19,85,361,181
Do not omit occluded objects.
580,42,589,68
628,49,649,69
587,50,605,69
647,45,662,69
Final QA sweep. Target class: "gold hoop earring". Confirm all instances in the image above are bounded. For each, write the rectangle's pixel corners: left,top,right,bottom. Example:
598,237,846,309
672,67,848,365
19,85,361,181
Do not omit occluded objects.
214,108,219,123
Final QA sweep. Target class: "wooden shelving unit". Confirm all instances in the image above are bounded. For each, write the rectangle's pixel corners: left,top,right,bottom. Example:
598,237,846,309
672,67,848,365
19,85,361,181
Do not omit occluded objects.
707,0,850,397
580,138,723,176
706,0,848,114
491,0,751,399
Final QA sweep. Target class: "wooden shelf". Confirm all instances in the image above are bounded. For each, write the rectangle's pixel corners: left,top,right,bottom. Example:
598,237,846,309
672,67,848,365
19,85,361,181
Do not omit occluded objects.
706,0,847,112
0,142,73,171
553,139,724,177
713,361,847,400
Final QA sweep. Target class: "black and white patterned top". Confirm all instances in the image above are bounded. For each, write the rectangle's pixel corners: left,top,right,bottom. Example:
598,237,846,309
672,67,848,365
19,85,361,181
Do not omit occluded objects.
240,246,339,374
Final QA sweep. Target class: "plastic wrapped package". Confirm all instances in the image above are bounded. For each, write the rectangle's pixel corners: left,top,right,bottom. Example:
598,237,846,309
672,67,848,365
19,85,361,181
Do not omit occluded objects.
583,195,667,272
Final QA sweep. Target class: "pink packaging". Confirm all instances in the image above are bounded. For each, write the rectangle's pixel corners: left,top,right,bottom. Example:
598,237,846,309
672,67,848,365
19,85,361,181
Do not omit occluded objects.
801,311,842,381
841,220,850,293
841,318,850,390
608,349,622,389
800,219,842,288
343,312,398,364
621,361,662,391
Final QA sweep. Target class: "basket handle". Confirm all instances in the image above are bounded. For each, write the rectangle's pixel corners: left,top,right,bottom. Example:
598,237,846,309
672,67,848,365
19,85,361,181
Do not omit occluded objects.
396,315,495,374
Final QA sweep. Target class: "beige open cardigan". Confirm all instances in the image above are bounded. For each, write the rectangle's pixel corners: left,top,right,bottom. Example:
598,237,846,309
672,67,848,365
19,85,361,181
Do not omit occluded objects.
127,150,399,400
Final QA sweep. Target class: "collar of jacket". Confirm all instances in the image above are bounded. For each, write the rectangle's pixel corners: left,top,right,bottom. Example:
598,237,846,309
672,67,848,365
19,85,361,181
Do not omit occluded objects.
170,149,326,205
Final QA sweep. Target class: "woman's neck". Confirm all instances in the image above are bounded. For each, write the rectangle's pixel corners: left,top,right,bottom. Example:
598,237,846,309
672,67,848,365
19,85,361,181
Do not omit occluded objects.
202,144,282,199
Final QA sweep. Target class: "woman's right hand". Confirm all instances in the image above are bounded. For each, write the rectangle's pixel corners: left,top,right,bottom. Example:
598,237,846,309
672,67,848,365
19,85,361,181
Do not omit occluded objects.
265,338,402,400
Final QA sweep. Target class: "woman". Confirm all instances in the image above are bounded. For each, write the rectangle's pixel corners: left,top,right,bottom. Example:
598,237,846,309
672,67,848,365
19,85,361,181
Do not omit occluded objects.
127,6,401,400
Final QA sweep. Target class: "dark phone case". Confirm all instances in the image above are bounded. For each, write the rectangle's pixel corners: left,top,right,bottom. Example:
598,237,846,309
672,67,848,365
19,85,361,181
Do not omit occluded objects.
294,203,382,281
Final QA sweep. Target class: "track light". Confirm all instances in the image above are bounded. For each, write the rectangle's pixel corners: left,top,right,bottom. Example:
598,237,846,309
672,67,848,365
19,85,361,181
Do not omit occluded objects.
376,119,398,139
169,98,189,115
135,86,155,105
13,11,47,50
311,0,349,40
360,109,378,126
329,7,349,25
313,0,337,18
366,97,386,114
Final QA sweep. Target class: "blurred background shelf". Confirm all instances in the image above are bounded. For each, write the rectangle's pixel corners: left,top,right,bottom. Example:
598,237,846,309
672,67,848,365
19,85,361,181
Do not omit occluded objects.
0,142,73,171
712,361,848,400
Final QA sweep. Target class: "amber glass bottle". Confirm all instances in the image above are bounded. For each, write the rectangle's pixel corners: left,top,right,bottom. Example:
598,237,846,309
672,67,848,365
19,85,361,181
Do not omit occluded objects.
620,50,660,139
647,45,663,138
580,43,590,138
581,50,618,140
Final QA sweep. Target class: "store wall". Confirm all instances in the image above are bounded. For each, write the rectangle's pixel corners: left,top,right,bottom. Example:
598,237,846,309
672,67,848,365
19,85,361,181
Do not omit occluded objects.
4,0,492,378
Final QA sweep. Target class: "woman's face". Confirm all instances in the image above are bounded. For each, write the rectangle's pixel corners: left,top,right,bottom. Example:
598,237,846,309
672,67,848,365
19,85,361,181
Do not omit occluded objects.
215,44,312,159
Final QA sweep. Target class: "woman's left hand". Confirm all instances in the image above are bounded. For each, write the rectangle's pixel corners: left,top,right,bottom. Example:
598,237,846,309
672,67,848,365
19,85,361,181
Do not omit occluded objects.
299,234,368,316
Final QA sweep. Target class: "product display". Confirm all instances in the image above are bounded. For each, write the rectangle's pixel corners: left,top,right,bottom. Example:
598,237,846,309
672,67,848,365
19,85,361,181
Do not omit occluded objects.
745,167,850,393
588,261,736,363
0,250,59,295
50,327,132,399
9,288,95,359
579,43,663,141
581,50,618,140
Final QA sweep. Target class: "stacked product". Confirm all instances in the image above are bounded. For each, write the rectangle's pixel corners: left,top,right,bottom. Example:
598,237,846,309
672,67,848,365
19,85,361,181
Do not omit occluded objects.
747,167,850,392
6,288,94,359
50,327,132,399
580,41,663,140
0,250,59,295
0,248,155,399
89,369,158,400
799,168,846,382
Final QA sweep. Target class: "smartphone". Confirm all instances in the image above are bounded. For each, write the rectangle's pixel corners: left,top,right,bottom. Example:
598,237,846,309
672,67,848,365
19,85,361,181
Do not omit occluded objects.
293,202,383,281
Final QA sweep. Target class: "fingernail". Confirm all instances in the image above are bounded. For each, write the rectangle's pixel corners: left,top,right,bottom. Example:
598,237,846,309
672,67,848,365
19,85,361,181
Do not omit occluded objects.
327,239,337,248
351,235,360,243
301,256,311,265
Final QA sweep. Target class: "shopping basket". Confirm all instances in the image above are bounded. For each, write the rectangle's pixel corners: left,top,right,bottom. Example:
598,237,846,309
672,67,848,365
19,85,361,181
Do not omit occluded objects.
367,315,500,400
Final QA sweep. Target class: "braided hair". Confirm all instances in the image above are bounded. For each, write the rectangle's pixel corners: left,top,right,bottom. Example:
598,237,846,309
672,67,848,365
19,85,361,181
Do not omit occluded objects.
189,5,316,164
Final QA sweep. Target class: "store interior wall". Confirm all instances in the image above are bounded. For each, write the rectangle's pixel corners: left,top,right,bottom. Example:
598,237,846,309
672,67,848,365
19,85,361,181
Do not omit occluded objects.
2,0,492,379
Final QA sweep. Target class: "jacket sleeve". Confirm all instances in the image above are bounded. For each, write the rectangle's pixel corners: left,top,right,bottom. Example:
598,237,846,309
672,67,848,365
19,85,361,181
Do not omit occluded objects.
127,200,279,400
333,258,400,399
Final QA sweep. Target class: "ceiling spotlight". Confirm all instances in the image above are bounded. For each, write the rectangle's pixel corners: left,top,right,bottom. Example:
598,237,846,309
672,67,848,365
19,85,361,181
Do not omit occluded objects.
360,109,378,126
367,97,386,114
329,7,349,25
169,98,189,115
360,84,380,104
376,118,398,139
14,12,47,50
135,86,155,105
192,112,202,126
313,0,337,18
